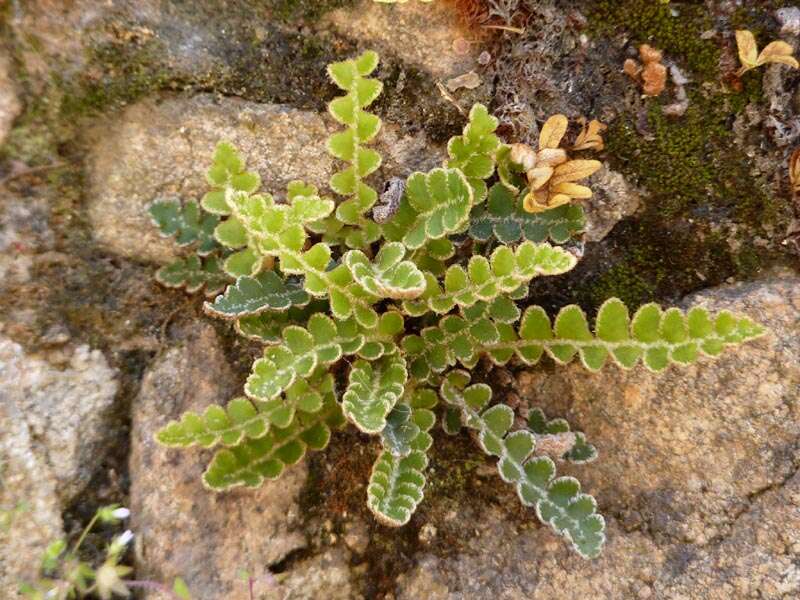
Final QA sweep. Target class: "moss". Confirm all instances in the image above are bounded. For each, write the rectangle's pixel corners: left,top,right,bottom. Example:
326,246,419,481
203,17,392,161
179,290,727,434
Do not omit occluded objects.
589,0,719,79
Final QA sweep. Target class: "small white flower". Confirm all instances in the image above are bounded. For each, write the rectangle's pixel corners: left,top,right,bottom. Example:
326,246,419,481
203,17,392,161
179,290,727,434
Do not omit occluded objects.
117,530,134,546
107,530,134,557
111,507,130,520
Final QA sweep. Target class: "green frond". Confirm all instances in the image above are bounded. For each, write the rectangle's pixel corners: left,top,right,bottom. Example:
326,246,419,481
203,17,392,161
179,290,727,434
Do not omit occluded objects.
201,141,262,215
202,393,345,490
382,167,474,249
469,183,586,244
204,271,310,319
404,299,766,380
245,311,404,402
156,371,335,449
342,354,407,433
327,50,384,249
149,198,220,255
367,396,435,526
226,188,380,327
446,104,501,203
440,371,605,558
155,255,230,297
401,241,577,316
344,242,427,300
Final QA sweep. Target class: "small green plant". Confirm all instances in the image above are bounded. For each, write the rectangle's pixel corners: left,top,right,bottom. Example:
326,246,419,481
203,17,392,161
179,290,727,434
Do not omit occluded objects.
149,51,766,559
19,506,191,600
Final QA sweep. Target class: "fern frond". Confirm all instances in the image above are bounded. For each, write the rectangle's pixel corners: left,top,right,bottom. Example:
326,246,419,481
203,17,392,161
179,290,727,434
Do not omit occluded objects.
342,354,407,434
382,167,474,249
156,371,335,449
344,242,426,300
367,394,436,526
202,393,345,490
149,199,220,255
401,241,577,316
201,142,261,215
204,271,310,319
404,299,766,379
234,300,329,344
446,104,501,203
327,50,384,248
245,312,404,402
227,188,380,327
155,255,230,297
440,371,605,558
469,183,586,244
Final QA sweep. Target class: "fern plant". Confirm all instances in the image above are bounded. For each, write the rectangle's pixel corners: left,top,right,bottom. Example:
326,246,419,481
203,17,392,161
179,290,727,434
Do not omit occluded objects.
148,50,766,559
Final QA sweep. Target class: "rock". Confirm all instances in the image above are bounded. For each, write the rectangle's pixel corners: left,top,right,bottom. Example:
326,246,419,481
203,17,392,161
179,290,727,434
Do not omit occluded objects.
323,0,480,80
0,51,21,146
0,336,118,597
86,94,443,263
129,322,307,599
264,549,354,600
397,276,800,598
584,167,642,242
0,192,54,287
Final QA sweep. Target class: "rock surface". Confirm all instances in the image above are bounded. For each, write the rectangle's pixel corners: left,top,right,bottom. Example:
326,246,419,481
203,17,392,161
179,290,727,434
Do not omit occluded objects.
324,0,480,80
86,94,443,263
0,336,118,597
0,51,21,146
129,322,308,600
397,276,800,599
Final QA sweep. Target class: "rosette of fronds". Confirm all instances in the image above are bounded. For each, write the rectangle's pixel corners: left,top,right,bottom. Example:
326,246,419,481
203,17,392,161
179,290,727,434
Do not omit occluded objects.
150,50,767,560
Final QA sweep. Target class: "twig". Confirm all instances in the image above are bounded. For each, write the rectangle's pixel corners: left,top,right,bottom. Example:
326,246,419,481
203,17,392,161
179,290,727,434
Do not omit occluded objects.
481,24,525,34
435,82,467,116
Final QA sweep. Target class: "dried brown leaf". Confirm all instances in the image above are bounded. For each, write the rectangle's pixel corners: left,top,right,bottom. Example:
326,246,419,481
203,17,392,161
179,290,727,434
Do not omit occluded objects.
510,143,536,171
526,165,554,190
550,159,602,186
642,61,667,96
639,44,662,64
623,58,642,80
756,40,799,69
790,147,800,196
539,114,568,150
552,182,593,199
736,30,759,72
572,119,607,151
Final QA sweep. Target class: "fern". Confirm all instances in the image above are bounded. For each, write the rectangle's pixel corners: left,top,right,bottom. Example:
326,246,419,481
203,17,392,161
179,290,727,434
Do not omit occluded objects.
326,50,384,249
155,255,230,297
440,370,605,558
149,50,767,560
469,183,586,245
446,104,501,203
150,199,220,255
367,390,436,526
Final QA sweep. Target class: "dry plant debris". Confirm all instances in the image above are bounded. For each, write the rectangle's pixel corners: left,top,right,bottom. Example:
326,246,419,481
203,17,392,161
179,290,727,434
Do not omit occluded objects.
735,30,799,76
509,115,603,213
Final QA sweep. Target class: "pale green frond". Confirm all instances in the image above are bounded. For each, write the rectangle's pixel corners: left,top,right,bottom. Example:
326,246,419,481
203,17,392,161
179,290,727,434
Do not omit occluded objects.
367,403,435,526
342,354,407,434
382,167,474,249
401,241,577,316
203,394,346,490
446,104,501,203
